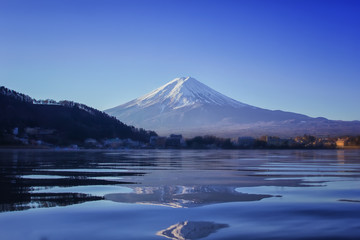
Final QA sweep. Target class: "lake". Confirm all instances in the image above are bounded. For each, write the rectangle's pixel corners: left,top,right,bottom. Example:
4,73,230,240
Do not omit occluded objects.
0,149,360,240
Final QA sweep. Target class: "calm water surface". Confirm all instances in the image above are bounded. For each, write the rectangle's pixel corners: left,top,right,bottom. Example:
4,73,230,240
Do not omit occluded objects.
0,149,360,240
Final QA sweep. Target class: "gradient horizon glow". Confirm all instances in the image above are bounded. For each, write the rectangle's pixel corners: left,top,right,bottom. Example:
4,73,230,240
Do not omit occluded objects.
1,0,359,121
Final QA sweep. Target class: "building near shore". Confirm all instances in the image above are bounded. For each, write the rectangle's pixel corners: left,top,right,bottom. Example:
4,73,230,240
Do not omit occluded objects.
336,138,348,148
166,134,185,148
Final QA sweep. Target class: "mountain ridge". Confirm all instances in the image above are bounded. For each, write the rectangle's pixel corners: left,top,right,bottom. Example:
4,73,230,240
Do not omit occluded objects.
0,86,157,146
105,77,360,137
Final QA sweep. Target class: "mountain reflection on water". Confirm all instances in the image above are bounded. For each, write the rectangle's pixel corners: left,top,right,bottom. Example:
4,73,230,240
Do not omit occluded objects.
1,149,360,213
105,185,273,208
1,149,360,240
157,221,229,240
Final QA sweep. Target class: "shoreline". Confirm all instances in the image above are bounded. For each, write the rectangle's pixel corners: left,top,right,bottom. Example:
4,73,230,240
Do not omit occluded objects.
1,146,359,151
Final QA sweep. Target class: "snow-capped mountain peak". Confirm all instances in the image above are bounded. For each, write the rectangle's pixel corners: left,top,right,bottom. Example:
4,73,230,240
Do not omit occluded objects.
126,77,248,109
105,77,360,137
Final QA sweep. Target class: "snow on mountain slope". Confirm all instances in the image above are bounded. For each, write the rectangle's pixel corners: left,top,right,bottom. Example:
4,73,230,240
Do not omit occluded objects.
121,77,251,110
105,77,360,137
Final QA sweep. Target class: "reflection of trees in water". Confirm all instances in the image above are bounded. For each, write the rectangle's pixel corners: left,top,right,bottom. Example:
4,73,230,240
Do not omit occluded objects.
0,151,139,212
0,193,103,212
157,221,229,240
2,149,354,213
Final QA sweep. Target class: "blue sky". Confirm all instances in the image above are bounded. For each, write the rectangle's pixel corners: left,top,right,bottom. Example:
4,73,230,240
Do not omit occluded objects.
1,0,359,120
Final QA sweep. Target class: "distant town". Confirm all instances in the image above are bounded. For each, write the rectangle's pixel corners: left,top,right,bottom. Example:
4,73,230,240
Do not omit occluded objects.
1,86,360,150
2,126,360,150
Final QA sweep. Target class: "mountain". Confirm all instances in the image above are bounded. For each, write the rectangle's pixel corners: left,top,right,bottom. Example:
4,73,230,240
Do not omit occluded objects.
105,185,271,208
0,86,157,146
105,77,360,137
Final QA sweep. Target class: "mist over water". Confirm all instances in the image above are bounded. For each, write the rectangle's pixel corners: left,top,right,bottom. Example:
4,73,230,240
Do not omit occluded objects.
0,149,360,239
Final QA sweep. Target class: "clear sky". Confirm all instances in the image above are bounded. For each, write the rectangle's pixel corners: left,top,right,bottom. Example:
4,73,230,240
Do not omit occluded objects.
1,0,359,120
